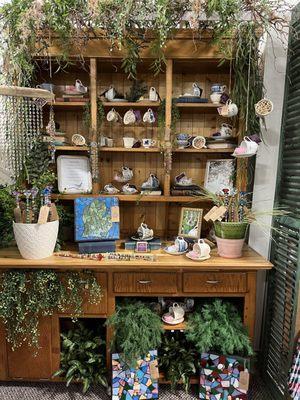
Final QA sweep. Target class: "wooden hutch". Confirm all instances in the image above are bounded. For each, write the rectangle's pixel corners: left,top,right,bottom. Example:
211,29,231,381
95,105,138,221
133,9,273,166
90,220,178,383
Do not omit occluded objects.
0,32,272,384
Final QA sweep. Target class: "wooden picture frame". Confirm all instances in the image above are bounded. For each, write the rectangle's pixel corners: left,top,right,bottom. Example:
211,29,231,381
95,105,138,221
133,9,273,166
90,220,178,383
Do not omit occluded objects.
204,159,235,194
178,207,203,239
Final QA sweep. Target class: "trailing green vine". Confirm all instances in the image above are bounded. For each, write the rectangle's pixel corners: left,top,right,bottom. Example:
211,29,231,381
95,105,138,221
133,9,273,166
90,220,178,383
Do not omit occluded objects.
158,98,180,142
83,98,105,132
0,186,15,248
0,270,102,350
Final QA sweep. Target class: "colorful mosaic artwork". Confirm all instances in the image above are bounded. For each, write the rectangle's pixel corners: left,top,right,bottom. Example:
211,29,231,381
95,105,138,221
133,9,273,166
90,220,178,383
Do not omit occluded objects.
199,353,249,400
112,350,159,400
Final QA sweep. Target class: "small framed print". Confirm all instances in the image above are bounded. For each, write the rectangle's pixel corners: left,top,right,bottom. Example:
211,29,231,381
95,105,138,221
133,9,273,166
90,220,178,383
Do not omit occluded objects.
135,241,149,253
204,159,235,194
178,207,203,239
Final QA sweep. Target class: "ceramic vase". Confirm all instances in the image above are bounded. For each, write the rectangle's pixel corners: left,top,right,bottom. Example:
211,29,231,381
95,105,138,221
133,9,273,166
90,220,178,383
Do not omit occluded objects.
214,221,249,259
13,220,59,259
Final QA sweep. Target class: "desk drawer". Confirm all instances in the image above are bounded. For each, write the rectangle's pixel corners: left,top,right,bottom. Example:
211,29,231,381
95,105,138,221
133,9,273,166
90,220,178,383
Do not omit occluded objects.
113,272,178,294
183,272,247,293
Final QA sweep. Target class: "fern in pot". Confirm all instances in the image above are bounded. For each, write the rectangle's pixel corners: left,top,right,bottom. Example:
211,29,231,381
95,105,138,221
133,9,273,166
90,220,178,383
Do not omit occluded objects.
200,189,287,258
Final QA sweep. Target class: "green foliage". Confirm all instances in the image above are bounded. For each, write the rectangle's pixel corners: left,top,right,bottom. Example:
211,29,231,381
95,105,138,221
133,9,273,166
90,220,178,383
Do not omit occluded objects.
0,270,102,350
125,80,147,102
17,140,56,190
158,99,180,141
185,300,254,357
0,187,15,248
107,300,163,366
159,333,196,392
83,98,105,131
53,321,107,393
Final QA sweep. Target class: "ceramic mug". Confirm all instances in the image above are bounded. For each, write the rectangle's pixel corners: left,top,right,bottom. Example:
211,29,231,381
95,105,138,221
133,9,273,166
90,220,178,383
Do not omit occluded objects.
123,137,135,148
106,138,114,147
143,108,155,123
75,79,88,94
142,138,156,148
124,109,136,125
149,87,159,102
105,85,116,101
36,83,54,91
219,123,232,137
99,136,107,147
107,108,120,122
175,236,188,252
242,136,259,154
210,92,222,104
193,239,211,258
211,84,227,93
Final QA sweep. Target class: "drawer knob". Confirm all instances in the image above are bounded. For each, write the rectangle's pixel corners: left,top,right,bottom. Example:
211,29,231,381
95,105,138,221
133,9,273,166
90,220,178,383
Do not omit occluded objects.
138,280,152,284
206,280,220,284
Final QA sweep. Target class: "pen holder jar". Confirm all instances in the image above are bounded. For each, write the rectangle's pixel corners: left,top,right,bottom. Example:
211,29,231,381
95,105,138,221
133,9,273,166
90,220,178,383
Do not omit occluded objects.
13,220,59,259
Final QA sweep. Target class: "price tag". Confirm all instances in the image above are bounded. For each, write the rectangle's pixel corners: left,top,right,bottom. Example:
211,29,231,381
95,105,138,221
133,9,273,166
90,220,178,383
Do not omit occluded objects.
239,369,250,392
38,206,50,224
149,359,159,380
111,206,120,222
204,206,227,222
50,203,59,221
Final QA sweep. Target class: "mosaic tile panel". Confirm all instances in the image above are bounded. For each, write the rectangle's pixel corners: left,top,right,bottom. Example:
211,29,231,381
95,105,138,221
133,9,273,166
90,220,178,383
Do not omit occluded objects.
112,350,159,400
199,353,249,400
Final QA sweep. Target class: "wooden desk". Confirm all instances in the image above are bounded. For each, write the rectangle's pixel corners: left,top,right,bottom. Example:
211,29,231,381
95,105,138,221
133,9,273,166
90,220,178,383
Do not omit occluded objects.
0,245,272,382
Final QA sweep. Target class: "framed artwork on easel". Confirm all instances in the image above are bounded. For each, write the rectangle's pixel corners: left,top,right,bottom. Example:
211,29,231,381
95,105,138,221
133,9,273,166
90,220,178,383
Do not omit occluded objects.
178,207,203,239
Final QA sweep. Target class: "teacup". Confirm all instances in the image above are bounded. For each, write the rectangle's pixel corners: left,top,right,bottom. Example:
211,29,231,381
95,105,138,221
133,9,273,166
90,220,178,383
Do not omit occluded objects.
219,123,232,137
143,108,156,123
240,137,258,155
192,239,211,258
124,109,136,125
107,108,120,122
142,138,156,148
105,85,116,101
123,137,135,148
211,84,227,93
218,100,238,117
175,236,188,253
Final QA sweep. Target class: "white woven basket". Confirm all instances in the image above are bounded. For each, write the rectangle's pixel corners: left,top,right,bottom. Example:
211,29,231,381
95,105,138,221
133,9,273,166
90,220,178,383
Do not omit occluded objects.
13,220,59,259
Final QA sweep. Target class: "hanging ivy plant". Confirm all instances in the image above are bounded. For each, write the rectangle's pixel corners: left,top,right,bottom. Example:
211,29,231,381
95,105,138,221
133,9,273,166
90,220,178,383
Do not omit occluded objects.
0,269,102,350
158,98,180,139
83,98,105,132
0,186,15,248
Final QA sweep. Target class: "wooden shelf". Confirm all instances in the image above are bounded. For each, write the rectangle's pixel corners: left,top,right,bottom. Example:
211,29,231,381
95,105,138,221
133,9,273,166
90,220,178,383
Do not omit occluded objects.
163,322,186,331
52,146,89,151
173,148,234,153
102,101,160,107
48,101,88,107
52,194,208,203
176,102,221,108
100,147,161,153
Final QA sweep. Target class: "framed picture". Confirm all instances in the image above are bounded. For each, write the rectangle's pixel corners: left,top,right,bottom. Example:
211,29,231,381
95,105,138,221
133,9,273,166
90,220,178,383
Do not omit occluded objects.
135,241,149,253
74,196,120,242
178,207,203,239
204,159,235,194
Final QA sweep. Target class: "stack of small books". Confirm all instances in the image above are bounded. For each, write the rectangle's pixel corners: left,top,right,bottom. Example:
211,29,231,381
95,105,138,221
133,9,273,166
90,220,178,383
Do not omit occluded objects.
42,131,69,146
140,187,163,196
124,238,162,251
171,184,202,196
56,95,89,102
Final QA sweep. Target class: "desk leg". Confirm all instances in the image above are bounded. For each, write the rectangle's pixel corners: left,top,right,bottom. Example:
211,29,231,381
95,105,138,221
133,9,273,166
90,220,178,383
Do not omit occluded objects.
244,271,257,341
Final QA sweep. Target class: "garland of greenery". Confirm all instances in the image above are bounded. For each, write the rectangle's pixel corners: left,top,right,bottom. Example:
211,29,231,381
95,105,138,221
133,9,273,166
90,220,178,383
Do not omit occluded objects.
107,300,163,366
0,270,102,350
185,299,254,357
83,98,105,132
53,321,107,393
158,98,180,142
0,187,15,248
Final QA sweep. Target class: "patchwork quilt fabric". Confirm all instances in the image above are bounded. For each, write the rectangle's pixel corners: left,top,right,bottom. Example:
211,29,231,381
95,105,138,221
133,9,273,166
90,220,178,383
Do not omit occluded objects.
199,353,249,400
112,350,159,400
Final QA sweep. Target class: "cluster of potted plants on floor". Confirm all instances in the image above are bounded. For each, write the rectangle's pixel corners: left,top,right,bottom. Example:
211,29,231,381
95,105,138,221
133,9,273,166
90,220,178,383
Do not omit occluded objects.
55,298,253,397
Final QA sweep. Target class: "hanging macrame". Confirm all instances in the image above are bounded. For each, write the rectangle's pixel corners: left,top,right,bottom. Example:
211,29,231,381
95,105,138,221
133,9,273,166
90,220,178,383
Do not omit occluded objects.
0,86,54,182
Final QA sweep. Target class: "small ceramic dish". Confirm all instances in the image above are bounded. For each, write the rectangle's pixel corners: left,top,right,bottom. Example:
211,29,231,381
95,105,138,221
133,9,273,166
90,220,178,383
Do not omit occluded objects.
131,235,154,241
186,251,211,261
163,246,188,256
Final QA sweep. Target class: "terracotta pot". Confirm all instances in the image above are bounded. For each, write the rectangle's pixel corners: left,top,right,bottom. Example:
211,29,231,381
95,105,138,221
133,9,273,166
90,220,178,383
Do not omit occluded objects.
216,236,245,259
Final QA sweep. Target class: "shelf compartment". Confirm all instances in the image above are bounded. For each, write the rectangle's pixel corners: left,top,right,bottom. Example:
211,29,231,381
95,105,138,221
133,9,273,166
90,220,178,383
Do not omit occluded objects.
52,146,90,151
100,147,161,153
52,194,208,203
102,101,160,108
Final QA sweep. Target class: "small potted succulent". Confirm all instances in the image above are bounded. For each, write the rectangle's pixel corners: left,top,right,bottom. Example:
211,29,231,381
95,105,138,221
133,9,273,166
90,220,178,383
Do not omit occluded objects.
200,189,286,258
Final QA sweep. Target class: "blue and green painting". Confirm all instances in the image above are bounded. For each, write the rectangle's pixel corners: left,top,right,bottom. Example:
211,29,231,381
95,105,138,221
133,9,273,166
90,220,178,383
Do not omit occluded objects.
74,196,120,242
